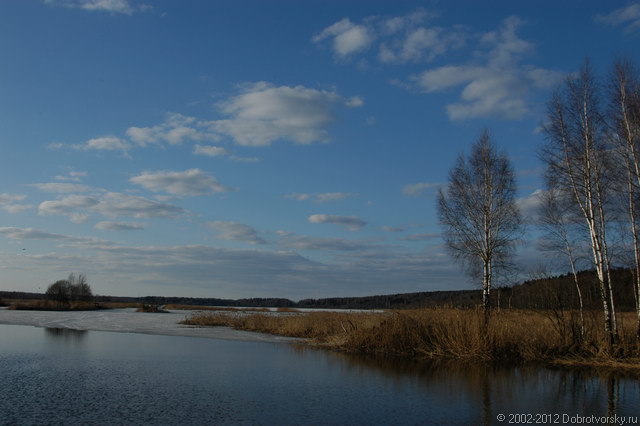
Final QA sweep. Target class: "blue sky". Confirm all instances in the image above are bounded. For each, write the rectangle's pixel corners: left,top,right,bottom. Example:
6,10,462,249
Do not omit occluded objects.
1,0,639,299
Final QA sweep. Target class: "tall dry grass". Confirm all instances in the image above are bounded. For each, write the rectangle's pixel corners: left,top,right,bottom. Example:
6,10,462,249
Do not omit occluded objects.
182,308,640,367
7,300,105,311
164,304,270,312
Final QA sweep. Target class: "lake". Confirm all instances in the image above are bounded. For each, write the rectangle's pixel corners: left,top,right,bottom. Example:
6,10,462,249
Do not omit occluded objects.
0,323,639,425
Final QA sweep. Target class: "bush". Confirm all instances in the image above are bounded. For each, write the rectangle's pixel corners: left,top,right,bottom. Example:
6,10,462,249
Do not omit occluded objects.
45,273,93,307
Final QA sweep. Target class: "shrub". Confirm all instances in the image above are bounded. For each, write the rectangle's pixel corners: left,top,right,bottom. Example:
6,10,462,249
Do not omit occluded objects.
45,273,93,307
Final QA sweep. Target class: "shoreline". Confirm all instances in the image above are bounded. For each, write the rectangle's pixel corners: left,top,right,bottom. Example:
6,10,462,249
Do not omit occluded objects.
2,306,640,372
0,307,297,344
181,308,640,372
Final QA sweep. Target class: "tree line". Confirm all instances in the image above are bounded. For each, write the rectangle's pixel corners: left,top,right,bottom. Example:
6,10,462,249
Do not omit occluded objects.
437,57,640,348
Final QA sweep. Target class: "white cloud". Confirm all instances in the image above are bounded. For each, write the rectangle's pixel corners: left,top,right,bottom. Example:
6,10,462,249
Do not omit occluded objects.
126,113,219,147
517,189,545,223
412,16,562,120
414,65,486,92
314,9,464,64
207,221,266,245
285,192,355,203
312,18,374,58
75,86,359,152
0,194,32,213
38,195,99,216
381,8,431,35
402,182,439,197
0,226,68,240
72,136,131,154
0,227,106,245
44,0,144,15
193,145,227,157
315,192,355,203
38,192,185,221
130,169,231,196
308,214,367,231
54,171,87,182
379,26,466,64
345,96,365,107
30,183,94,193
285,193,311,201
95,221,145,231
596,3,640,33
209,82,356,146
95,193,185,219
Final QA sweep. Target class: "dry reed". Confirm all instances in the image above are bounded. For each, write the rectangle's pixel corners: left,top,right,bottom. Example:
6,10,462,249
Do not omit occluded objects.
182,308,640,367
7,300,105,311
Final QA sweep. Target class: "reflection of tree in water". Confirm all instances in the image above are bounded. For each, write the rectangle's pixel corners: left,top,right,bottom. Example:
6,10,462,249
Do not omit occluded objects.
608,375,618,418
44,327,88,343
481,371,492,426
288,345,639,421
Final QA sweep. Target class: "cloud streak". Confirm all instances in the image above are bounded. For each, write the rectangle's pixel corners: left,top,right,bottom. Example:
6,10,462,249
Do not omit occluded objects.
207,221,266,245
285,192,355,203
95,221,145,231
596,3,640,33
38,192,186,222
0,194,32,213
44,0,146,15
308,214,367,231
126,113,220,147
402,182,439,197
130,169,231,197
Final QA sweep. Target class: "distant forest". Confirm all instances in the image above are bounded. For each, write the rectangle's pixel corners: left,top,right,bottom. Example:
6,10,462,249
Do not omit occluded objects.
1,268,637,311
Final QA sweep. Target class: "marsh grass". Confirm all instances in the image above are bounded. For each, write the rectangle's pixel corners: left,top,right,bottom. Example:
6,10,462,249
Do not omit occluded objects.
182,308,640,367
276,307,299,313
164,304,270,312
8,300,105,311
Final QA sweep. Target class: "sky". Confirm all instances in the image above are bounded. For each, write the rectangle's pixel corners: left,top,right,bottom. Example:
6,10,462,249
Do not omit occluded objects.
1,0,639,300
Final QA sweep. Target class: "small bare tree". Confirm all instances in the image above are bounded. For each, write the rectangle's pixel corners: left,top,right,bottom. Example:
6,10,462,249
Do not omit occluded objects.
68,273,93,302
437,130,522,317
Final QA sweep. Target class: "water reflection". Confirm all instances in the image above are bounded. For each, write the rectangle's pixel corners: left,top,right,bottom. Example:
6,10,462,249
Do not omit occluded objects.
0,325,637,425
44,327,87,344
289,345,640,420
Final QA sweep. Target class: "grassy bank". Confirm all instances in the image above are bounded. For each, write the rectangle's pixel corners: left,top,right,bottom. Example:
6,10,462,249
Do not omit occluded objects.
182,308,640,368
7,300,107,311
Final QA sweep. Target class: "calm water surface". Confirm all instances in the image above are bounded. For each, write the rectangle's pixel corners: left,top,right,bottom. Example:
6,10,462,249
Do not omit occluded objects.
0,324,638,425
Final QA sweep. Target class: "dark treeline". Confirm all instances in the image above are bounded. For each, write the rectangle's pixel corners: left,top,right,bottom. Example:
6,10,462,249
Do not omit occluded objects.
95,295,297,308
2,268,637,310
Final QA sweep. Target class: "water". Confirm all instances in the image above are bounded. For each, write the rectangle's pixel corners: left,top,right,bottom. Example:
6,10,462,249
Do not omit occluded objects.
0,324,638,425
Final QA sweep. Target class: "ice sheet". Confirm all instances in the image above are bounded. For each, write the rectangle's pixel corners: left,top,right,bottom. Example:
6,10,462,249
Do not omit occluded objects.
0,308,297,343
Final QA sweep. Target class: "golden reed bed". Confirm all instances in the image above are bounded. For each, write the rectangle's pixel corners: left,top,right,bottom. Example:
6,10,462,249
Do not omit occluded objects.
182,308,640,369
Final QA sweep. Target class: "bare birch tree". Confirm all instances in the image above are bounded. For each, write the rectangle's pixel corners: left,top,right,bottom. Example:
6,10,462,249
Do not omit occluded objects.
437,130,522,317
537,188,586,339
541,60,618,347
608,58,640,338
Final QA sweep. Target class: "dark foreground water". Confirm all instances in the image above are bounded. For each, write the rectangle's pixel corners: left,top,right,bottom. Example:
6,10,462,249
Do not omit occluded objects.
0,324,639,425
